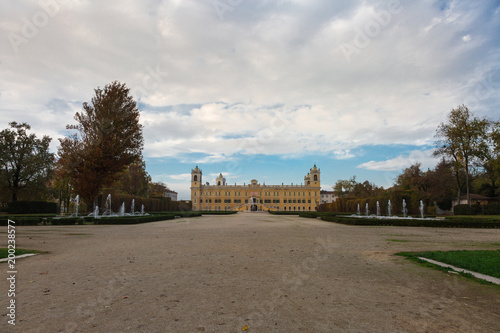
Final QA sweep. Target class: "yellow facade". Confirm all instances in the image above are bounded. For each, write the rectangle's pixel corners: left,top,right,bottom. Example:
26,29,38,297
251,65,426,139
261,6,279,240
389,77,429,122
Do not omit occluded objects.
190,165,321,212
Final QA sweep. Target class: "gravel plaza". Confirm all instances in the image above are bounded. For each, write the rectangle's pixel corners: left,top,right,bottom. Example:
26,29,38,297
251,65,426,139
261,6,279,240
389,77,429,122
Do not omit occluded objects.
2,213,500,332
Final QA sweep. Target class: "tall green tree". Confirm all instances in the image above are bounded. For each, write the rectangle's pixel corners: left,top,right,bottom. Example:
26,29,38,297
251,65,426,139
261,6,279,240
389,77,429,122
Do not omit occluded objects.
333,176,357,198
57,81,144,209
434,105,491,206
0,122,54,202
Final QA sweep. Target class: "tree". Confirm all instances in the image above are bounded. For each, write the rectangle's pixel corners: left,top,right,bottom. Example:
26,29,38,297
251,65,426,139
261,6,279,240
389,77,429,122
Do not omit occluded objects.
395,163,429,193
110,159,151,196
434,105,491,206
478,120,500,196
426,159,456,210
148,182,168,197
57,81,144,209
333,176,357,198
0,122,54,202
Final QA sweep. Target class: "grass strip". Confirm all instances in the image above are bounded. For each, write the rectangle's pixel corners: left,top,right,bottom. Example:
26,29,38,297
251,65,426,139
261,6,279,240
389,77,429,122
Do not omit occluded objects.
397,250,500,279
0,248,44,259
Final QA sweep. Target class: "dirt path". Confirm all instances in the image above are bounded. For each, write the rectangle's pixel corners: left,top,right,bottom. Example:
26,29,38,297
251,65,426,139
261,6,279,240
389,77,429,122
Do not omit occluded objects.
1,213,499,332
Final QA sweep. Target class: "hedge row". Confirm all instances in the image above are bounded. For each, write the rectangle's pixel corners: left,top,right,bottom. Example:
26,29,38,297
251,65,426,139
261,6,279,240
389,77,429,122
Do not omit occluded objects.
4,201,58,214
318,190,438,216
193,211,238,215
93,214,176,225
299,212,351,219
0,217,44,226
454,203,500,215
320,216,500,228
268,211,301,215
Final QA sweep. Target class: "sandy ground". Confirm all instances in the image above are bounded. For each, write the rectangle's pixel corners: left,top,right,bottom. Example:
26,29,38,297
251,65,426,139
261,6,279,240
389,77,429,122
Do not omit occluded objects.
1,213,500,332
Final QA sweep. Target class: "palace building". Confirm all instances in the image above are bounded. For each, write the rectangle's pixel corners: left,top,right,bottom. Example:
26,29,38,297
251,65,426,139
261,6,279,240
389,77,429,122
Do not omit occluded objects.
191,165,321,212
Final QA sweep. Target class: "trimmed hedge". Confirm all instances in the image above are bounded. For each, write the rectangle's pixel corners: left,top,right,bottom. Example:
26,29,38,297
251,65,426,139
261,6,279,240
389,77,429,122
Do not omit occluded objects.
454,203,500,215
299,212,351,219
483,203,500,215
0,217,42,226
268,211,301,215
51,217,84,225
453,204,482,215
5,201,58,214
198,211,238,215
320,215,500,228
93,214,176,225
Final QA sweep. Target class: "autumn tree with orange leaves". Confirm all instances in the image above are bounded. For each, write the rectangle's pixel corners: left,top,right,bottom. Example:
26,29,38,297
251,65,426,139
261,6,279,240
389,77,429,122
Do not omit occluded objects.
57,81,144,210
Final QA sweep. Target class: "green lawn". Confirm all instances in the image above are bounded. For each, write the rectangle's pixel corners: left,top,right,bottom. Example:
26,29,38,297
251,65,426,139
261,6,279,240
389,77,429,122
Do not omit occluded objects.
0,248,43,259
397,250,500,279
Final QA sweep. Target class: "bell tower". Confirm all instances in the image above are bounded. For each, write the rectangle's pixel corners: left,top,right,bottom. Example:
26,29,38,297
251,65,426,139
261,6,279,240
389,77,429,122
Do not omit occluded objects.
216,173,226,186
309,164,320,188
191,166,202,188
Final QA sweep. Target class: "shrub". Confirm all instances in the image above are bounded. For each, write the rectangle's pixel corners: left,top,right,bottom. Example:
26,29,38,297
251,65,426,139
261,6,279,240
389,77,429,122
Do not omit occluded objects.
453,204,482,215
195,211,236,215
5,201,58,214
320,215,500,228
268,211,301,215
0,217,40,226
51,217,84,225
483,203,500,215
93,214,176,225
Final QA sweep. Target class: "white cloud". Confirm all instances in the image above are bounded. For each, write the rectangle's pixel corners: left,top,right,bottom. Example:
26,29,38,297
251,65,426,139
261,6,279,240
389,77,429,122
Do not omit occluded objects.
356,149,440,171
0,0,498,163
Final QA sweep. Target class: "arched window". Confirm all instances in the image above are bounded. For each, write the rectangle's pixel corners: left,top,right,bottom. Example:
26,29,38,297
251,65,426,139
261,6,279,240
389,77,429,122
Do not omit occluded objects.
194,175,198,181
313,175,318,181
218,181,221,186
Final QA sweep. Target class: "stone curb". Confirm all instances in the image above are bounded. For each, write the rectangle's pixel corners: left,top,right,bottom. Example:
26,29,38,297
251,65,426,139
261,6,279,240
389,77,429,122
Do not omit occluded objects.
0,253,38,262
418,257,500,285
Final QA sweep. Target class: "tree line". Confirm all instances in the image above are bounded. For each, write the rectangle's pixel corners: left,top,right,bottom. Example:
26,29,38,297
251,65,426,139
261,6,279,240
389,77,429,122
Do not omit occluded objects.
327,105,500,214
0,81,177,214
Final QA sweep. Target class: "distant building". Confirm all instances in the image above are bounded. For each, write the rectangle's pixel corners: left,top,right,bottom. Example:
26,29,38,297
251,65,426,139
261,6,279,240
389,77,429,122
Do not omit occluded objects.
190,165,321,212
164,189,178,201
452,194,497,207
320,190,336,204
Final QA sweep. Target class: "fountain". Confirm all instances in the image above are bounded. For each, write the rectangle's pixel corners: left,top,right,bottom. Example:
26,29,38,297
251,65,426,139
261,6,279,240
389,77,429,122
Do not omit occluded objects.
73,195,80,217
348,198,438,220
141,204,145,215
102,194,117,216
119,202,125,216
93,205,99,219
131,199,135,215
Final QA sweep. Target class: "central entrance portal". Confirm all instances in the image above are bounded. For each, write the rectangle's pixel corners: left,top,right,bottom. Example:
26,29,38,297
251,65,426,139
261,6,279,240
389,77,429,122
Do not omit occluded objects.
249,196,259,211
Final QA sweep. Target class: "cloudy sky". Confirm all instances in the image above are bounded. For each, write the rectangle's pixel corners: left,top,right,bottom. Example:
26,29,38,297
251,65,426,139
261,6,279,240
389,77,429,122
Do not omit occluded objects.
1,0,499,200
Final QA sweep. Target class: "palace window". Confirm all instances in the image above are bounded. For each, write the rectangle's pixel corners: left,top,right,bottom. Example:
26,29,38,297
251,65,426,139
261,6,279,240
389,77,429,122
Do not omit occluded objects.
224,199,231,203
234,199,241,203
